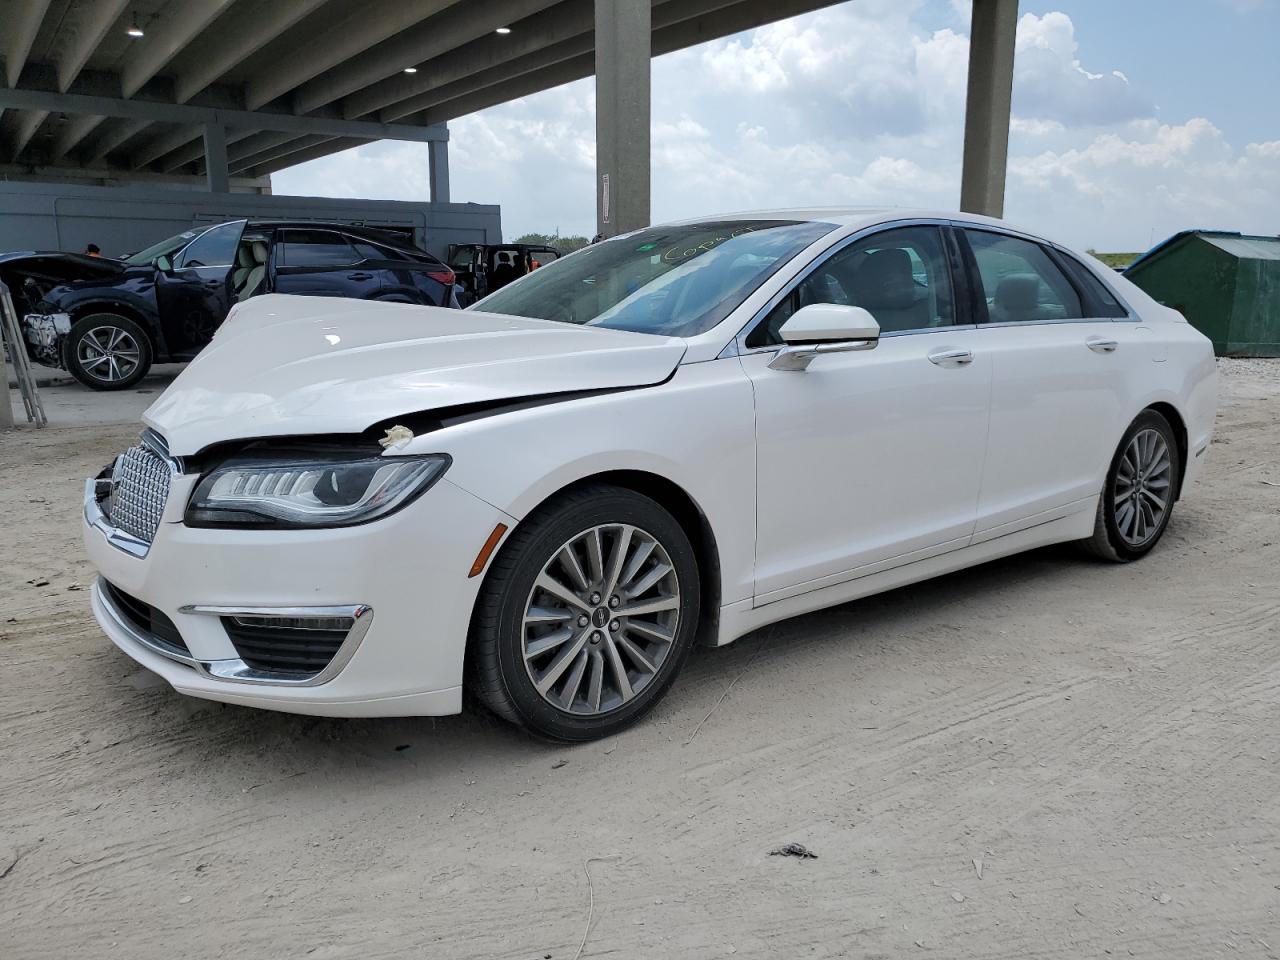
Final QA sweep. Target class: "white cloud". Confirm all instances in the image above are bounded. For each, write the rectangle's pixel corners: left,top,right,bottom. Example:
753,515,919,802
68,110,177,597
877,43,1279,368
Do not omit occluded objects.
273,5,1280,252
1011,12,1152,126
1008,118,1280,245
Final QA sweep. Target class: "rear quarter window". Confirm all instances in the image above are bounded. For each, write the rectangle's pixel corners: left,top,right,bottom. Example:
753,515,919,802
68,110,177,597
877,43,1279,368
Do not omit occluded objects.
1057,252,1130,318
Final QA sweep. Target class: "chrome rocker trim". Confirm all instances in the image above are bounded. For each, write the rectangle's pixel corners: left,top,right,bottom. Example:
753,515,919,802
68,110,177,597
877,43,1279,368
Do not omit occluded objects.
94,577,374,687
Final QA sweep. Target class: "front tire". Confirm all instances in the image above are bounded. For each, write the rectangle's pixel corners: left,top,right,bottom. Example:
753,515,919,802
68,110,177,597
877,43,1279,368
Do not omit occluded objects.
1080,409,1181,562
62,314,153,390
468,484,701,741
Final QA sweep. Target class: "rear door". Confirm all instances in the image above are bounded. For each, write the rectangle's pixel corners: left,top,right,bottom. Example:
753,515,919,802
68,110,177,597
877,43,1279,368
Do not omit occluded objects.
272,229,382,299
351,236,454,306
960,226,1134,540
154,220,245,356
526,246,561,270
486,245,527,291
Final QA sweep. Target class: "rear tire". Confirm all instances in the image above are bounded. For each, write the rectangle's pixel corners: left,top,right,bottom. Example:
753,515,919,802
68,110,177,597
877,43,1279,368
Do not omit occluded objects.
468,484,700,741
1079,409,1181,562
62,313,152,391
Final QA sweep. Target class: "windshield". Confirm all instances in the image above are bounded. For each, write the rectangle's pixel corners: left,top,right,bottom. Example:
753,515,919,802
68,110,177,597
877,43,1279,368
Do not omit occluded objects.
123,228,202,266
470,220,836,337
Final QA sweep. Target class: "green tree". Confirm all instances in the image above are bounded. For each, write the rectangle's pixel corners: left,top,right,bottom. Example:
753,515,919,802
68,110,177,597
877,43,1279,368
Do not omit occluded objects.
512,232,590,255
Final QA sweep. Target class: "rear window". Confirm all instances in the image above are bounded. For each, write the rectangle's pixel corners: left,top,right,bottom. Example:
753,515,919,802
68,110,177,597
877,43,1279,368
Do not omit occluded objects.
278,230,359,267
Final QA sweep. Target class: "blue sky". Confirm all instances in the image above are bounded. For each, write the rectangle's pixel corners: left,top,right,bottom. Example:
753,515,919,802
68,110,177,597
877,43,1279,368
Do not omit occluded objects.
274,0,1280,252
1014,0,1277,148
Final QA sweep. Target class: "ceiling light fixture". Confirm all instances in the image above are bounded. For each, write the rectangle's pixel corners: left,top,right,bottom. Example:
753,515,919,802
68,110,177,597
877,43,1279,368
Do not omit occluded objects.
126,15,145,38
495,26,512,34
403,66,418,73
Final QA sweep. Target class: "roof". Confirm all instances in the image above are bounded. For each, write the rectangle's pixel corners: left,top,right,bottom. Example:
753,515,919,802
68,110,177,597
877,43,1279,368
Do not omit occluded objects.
1125,229,1280,274
0,0,845,183
664,207,1030,233
1202,234,1280,261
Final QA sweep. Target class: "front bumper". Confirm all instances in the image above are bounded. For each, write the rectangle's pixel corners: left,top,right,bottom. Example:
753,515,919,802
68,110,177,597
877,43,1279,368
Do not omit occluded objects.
84,471,514,717
22,312,70,367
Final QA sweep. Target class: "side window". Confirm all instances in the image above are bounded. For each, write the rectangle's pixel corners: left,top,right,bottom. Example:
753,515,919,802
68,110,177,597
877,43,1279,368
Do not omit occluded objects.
278,230,359,268
965,230,1083,323
1057,252,1129,318
352,240,410,262
746,225,954,348
176,222,242,268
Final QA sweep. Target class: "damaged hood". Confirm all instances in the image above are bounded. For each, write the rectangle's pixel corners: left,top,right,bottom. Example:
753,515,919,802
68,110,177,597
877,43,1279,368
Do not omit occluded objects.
0,251,124,286
144,295,687,456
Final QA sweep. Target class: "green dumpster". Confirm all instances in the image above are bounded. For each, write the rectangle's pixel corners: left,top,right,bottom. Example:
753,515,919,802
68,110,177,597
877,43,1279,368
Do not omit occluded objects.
1124,230,1280,357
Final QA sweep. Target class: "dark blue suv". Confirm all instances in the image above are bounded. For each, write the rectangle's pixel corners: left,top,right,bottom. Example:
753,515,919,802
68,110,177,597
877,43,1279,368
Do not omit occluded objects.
5,219,458,390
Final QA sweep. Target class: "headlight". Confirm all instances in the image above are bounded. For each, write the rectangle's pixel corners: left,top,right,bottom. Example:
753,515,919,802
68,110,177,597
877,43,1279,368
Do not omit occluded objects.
185,452,450,528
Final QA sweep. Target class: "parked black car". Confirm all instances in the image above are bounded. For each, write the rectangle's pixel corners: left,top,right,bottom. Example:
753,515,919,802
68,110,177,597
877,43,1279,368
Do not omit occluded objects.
0,220,458,390
447,242,561,305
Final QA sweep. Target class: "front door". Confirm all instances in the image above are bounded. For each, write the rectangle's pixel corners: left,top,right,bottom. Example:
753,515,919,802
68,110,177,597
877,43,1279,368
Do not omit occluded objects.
154,220,245,357
743,224,992,603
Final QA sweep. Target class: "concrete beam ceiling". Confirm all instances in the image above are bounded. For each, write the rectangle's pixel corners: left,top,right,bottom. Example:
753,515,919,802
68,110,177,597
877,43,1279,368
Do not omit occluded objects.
5,0,54,87
0,0,846,180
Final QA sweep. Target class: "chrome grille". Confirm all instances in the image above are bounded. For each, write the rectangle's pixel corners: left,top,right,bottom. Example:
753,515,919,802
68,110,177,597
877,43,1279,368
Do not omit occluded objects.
101,441,172,544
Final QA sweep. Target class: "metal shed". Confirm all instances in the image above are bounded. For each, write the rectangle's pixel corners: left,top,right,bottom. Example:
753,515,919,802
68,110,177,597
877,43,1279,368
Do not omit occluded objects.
1124,230,1280,357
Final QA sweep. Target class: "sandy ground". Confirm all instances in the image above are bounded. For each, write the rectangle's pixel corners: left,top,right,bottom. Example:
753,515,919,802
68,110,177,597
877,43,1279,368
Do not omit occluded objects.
2,361,1278,960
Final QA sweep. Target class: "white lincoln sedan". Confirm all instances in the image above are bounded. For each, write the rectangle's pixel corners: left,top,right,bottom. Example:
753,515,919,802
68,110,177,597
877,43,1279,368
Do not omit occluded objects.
85,209,1217,741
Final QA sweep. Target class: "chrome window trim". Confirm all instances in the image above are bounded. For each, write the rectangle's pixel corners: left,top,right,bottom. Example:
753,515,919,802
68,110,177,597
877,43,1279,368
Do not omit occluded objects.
93,577,373,687
732,217,961,356
956,222,1139,326
973,317,1118,329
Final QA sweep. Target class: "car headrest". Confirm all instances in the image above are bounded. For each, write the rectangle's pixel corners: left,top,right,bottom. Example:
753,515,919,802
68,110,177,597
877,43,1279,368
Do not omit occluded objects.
251,240,269,264
236,244,254,268
852,248,917,310
994,273,1040,314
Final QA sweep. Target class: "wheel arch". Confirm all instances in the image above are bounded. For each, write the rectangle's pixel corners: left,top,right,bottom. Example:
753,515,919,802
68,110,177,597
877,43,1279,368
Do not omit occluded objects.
1144,401,1189,499
69,300,159,350
484,469,723,647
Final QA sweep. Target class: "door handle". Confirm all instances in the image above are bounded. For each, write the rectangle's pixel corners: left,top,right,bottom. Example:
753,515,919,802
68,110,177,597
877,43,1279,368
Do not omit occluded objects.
927,348,973,366
1086,336,1118,353
347,272,374,281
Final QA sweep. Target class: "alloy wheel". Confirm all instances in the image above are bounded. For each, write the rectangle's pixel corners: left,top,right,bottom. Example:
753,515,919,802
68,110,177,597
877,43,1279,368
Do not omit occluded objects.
78,325,141,383
1114,427,1172,547
522,523,681,716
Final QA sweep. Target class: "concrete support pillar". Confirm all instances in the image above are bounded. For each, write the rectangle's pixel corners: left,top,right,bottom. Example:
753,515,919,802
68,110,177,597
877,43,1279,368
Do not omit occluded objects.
960,0,1018,218
203,122,230,192
594,0,650,237
429,135,450,204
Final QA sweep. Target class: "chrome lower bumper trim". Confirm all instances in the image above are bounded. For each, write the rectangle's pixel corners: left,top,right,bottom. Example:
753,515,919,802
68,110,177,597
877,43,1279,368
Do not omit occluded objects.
93,578,373,687
94,576,202,668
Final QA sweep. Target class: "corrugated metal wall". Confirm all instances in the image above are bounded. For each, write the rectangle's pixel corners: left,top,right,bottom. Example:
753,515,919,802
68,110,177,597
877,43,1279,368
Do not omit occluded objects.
0,181,501,261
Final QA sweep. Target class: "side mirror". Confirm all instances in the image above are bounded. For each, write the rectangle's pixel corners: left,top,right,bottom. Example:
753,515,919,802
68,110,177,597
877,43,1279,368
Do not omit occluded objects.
155,254,174,274
770,303,880,371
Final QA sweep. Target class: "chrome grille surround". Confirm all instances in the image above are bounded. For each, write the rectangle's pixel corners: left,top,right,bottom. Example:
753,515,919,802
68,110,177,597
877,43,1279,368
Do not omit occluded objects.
92,430,179,555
